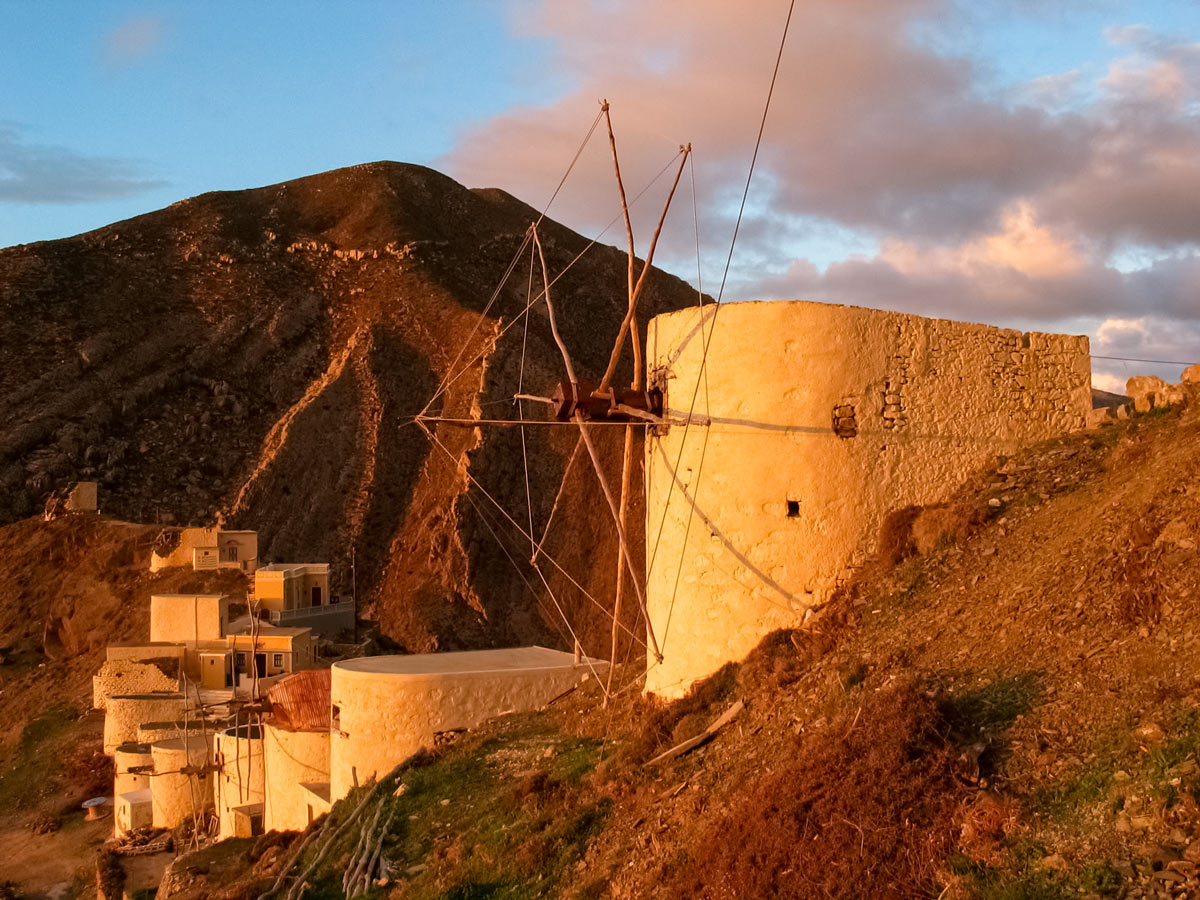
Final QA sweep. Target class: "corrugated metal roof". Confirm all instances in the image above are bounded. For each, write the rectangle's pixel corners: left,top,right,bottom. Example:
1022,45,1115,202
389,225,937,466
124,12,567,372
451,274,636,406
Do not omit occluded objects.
265,668,330,731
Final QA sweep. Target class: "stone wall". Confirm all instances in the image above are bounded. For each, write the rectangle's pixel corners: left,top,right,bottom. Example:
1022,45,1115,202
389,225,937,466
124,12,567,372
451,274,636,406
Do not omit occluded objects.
644,300,1091,697
103,693,187,754
93,658,181,710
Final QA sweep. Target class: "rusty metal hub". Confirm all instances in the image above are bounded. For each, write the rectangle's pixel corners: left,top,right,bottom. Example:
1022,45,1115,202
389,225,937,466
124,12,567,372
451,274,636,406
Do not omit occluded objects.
550,379,663,422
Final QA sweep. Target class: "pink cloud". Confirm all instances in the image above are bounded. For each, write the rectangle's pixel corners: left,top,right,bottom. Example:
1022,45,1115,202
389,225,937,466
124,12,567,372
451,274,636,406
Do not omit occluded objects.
101,15,165,68
440,2,1200,371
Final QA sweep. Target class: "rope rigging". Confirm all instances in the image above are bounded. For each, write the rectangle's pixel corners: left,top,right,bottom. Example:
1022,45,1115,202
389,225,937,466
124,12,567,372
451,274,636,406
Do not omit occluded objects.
405,1,801,699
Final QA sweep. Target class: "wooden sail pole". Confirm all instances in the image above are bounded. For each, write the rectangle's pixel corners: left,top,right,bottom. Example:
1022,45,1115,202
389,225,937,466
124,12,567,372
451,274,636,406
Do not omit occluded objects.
595,143,691,398
602,101,637,336
591,108,688,680
601,101,640,392
575,412,662,662
606,422,635,697
531,224,578,386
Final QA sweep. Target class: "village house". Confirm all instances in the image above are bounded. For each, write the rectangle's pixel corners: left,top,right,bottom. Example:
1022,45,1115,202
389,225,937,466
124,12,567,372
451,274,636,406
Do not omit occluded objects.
254,562,355,637
104,646,602,839
149,526,259,573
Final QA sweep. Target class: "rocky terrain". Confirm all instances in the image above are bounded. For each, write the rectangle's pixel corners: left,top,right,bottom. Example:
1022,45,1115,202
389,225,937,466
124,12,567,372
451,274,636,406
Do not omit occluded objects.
0,162,702,654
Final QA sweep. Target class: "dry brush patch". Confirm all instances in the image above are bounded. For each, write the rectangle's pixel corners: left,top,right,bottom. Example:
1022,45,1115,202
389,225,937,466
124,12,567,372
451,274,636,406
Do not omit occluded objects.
659,681,965,900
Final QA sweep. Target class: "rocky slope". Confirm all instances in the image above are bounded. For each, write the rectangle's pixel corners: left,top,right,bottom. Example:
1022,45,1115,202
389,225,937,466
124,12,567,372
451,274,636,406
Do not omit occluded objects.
0,162,702,653
154,392,1200,900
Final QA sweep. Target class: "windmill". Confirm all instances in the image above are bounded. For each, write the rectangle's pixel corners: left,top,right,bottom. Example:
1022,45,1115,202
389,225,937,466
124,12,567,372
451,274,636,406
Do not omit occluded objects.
411,101,696,701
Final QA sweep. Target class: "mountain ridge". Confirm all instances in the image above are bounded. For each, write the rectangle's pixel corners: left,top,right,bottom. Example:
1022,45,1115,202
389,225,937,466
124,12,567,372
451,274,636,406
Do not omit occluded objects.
0,160,704,653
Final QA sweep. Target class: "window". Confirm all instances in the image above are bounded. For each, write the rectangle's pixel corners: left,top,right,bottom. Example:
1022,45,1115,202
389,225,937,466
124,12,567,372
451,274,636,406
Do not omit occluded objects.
273,653,283,669
235,652,246,670
311,585,322,607
786,500,800,518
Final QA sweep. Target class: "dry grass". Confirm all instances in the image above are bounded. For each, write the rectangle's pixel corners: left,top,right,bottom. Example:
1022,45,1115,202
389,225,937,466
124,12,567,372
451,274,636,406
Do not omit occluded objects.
660,681,963,900
879,502,985,567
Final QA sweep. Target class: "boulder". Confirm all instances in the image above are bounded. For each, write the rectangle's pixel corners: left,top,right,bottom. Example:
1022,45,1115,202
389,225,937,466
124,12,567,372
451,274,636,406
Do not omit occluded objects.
1155,517,1196,551
1126,375,1167,413
1160,383,1187,408
1086,407,1115,428
1182,363,1200,385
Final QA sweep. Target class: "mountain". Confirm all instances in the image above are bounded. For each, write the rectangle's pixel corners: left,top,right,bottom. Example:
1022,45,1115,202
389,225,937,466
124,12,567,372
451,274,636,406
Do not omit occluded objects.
0,161,703,653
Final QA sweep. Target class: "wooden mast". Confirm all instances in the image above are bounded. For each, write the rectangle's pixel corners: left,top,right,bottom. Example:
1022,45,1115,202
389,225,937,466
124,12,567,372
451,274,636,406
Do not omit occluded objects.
592,103,690,690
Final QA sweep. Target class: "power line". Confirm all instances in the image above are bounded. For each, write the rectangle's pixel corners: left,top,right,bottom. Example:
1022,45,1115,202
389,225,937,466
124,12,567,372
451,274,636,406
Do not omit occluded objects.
1091,354,1197,367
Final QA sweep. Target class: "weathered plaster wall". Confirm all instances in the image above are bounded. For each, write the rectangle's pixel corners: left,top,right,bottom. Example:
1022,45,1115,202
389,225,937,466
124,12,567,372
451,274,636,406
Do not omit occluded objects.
149,527,258,572
150,594,227,644
150,527,220,572
644,300,1091,697
263,723,330,832
150,736,214,829
114,742,154,795
103,693,187,755
137,720,212,745
329,650,602,800
93,659,181,710
214,725,266,840
115,789,153,837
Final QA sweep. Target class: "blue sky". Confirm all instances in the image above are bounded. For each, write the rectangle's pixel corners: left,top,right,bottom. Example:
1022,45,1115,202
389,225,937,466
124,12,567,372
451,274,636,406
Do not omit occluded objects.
0,2,555,244
2,1,1198,388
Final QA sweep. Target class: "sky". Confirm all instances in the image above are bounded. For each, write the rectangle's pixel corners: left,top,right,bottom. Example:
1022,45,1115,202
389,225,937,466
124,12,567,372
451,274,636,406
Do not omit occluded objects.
2,1,1198,392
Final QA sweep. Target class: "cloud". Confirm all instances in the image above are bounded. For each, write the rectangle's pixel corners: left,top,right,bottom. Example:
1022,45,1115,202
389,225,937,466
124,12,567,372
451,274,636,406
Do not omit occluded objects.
101,14,164,67
1036,32,1200,248
443,0,1096,246
1091,372,1126,393
0,124,165,204
757,240,1200,325
441,2,1200,376
1089,314,1200,390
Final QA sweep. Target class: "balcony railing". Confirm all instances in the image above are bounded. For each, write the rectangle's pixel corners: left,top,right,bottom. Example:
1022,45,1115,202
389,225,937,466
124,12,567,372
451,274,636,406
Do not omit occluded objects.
268,597,355,625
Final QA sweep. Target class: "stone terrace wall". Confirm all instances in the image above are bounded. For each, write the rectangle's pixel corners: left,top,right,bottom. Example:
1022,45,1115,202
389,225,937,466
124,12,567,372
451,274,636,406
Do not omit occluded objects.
93,658,182,709
644,300,1091,698
103,693,187,754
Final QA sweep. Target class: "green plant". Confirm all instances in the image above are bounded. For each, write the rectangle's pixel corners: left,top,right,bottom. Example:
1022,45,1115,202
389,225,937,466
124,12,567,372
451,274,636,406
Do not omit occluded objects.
1031,732,1123,820
941,672,1041,739
1079,862,1122,896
